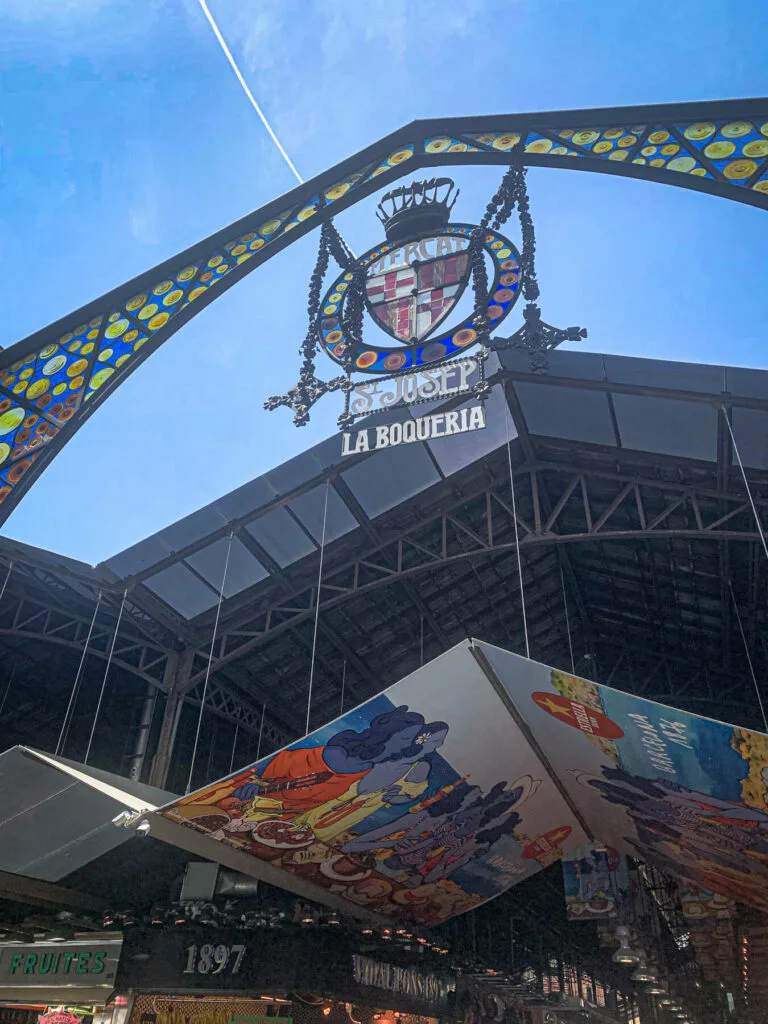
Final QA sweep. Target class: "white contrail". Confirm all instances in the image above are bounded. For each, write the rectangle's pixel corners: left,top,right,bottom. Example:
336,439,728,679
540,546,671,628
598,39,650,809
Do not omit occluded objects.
197,0,304,184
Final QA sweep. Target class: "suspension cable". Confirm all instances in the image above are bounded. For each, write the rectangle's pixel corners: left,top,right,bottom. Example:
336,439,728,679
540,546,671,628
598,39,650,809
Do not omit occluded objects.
722,406,768,564
256,703,266,762
306,480,330,736
560,563,575,674
505,394,530,658
84,589,127,764
0,561,12,605
186,532,235,793
729,580,768,732
56,593,102,757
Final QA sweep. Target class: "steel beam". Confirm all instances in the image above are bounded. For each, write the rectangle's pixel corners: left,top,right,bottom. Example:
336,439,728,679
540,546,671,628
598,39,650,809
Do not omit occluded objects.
180,465,767,687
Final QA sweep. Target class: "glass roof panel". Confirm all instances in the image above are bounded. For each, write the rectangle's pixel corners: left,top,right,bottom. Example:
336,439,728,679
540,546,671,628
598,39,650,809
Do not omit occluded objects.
185,536,268,597
603,354,725,394
264,450,326,497
246,506,316,567
428,385,511,476
157,505,230,554
726,367,768,400
103,536,173,578
143,562,219,618
288,483,359,544
500,347,607,382
612,393,717,461
341,441,441,519
515,382,616,446
214,476,277,521
731,407,768,469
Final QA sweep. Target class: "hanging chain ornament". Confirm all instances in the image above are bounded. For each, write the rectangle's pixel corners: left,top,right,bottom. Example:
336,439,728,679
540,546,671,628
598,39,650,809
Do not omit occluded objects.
264,221,352,426
484,163,586,371
265,163,586,428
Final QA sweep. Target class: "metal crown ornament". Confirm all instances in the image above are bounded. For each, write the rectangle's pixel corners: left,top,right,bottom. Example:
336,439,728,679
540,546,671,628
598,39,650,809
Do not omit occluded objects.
264,165,587,433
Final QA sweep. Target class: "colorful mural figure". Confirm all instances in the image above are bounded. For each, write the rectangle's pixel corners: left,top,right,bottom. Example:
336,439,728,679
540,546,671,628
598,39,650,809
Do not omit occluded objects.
157,639,768,923
343,777,539,886
161,653,585,924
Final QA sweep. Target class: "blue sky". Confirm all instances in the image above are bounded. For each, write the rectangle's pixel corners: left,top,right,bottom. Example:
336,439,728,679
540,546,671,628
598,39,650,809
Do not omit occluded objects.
1,0,767,564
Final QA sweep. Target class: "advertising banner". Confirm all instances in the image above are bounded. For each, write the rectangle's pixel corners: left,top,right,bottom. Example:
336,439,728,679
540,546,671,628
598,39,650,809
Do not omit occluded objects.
480,640,768,915
158,646,586,924
153,638,768,923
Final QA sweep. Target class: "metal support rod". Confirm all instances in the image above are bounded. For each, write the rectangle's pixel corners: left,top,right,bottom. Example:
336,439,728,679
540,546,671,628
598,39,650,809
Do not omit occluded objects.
256,703,266,762
187,532,235,793
84,590,127,765
561,563,575,674
505,395,530,658
228,723,239,775
0,562,12,605
729,580,768,732
0,662,16,721
56,592,102,757
306,480,330,736
722,406,768,564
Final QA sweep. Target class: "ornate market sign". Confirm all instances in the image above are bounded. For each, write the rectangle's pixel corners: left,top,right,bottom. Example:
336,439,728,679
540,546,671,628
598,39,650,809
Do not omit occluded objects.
265,170,586,447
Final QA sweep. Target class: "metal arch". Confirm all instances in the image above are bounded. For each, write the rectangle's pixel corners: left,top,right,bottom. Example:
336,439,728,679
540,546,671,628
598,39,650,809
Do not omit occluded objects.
176,463,768,688
0,99,766,520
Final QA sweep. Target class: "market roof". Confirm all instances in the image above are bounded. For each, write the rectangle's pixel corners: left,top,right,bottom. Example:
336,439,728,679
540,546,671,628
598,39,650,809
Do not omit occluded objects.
2,346,768,774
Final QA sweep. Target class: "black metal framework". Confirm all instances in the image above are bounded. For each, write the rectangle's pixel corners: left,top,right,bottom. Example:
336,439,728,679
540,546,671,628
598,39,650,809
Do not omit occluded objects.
5,360,768,757
0,99,766,519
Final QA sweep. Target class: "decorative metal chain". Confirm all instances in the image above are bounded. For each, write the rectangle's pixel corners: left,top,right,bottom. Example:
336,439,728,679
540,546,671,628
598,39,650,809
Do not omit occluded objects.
476,162,586,372
265,219,353,426
468,226,491,344
326,221,355,270
337,261,367,430
514,172,540,303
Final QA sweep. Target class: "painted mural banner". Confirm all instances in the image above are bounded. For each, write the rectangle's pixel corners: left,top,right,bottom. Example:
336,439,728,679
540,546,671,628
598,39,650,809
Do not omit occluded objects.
155,639,768,923
561,843,631,920
480,640,768,916
159,645,585,925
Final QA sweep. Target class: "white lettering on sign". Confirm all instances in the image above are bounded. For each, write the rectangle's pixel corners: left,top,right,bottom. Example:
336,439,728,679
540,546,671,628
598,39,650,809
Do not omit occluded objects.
350,358,477,417
627,713,679,776
342,404,485,456
367,234,469,276
352,954,455,1003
